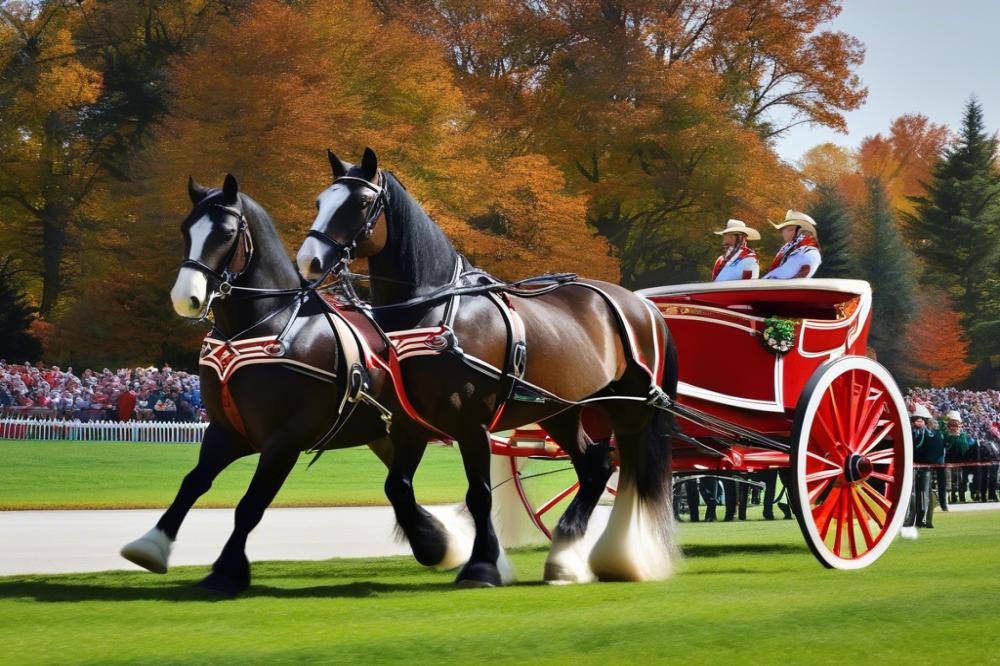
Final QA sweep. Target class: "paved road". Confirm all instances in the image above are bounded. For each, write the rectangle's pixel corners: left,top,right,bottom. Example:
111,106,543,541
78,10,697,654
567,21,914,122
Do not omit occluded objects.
2,501,994,576
0,506,423,576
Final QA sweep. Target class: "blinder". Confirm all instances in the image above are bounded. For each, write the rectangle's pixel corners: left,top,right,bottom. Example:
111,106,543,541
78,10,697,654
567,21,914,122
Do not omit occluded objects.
306,173,388,282
179,202,255,298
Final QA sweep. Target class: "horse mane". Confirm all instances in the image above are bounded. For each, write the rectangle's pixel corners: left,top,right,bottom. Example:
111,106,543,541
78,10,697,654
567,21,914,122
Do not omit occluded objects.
376,171,461,296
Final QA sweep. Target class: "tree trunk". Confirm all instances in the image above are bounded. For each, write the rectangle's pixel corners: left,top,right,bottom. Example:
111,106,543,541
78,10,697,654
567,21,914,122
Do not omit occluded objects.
40,217,66,318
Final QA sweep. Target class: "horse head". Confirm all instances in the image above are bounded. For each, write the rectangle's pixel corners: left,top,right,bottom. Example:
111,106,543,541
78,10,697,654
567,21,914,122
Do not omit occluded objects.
170,174,253,319
296,147,388,281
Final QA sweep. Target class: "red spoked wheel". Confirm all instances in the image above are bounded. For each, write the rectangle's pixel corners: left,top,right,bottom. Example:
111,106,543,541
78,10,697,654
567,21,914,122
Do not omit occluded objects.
490,429,618,545
791,356,912,569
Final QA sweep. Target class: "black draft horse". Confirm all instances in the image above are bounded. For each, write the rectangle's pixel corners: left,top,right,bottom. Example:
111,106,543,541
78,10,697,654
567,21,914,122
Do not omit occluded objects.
298,149,680,585
120,175,472,596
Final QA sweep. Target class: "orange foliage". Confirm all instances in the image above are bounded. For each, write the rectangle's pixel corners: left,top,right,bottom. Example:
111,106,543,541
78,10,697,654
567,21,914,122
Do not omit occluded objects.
904,290,974,386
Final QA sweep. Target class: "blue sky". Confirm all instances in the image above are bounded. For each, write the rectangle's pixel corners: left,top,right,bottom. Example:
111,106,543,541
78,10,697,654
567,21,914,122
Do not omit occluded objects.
773,0,1000,164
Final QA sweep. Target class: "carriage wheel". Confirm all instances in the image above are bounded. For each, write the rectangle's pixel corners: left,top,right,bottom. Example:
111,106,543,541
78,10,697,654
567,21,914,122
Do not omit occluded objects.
490,433,618,546
790,356,912,570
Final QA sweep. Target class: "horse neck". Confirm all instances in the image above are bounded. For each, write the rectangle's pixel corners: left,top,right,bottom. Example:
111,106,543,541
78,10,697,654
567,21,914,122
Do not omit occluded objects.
367,174,461,308
210,195,301,338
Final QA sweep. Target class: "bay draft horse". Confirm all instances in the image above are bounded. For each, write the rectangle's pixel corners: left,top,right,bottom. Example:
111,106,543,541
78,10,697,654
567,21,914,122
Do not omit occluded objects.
297,148,681,585
120,175,474,597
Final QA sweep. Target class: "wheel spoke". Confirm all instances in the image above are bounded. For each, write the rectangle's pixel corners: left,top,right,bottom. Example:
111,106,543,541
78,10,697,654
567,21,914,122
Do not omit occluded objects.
814,486,841,540
848,487,876,549
813,409,843,459
806,468,843,484
833,488,847,556
858,481,892,513
853,397,888,454
854,486,887,530
858,419,895,457
870,471,895,484
846,489,859,558
806,450,840,469
866,448,897,465
826,384,849,451
809,477,834,503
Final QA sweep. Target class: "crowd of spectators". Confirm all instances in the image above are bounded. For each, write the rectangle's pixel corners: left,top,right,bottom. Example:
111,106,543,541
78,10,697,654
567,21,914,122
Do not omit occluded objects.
907,387,1000,445
907,387,1000,505
0,361,205,422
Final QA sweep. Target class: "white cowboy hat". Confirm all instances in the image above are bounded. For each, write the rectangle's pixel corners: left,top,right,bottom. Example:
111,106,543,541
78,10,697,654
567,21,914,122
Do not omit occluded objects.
909,404,932,420
945,410,962,423
713,219,760,241
770,210,818,238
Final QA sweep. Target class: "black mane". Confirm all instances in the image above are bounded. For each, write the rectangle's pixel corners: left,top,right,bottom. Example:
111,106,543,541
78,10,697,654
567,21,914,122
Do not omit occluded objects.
367,171,464,308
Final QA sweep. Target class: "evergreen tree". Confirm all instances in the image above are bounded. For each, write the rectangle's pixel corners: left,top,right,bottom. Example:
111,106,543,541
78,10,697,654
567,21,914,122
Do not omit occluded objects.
857,177,917,380
905,98,1000,331
0,256,42,362
809,184,856,278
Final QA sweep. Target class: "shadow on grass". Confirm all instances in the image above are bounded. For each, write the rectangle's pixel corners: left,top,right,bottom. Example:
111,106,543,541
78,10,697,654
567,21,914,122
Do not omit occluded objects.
681,543,807,558
0,578,458,603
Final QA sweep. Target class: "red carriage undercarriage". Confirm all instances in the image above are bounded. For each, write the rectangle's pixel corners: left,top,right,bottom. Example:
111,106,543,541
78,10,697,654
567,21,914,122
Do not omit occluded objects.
489,279,913,570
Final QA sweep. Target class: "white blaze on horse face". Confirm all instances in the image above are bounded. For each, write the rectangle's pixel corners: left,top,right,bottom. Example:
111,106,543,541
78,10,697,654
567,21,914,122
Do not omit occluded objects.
297,185,350,279
171,214,213,318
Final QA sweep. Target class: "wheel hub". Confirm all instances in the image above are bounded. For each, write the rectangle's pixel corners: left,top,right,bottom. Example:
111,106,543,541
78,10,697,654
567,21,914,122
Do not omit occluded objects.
844,453,873,483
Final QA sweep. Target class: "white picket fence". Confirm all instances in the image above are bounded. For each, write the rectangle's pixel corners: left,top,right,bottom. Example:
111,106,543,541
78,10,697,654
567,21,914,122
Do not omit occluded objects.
0,417,207,444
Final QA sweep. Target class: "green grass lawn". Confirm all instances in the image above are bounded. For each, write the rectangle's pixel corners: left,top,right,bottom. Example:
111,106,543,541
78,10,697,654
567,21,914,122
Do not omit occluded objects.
0,510,997,664
0,440,473,509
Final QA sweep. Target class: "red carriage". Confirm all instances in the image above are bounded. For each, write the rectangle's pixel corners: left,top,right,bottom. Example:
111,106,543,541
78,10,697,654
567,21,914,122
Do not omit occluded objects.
491,278,913,570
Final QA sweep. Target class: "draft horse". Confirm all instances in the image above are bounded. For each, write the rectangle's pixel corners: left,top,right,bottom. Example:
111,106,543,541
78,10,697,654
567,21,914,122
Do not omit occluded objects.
120,175,472,596
298,149,681,585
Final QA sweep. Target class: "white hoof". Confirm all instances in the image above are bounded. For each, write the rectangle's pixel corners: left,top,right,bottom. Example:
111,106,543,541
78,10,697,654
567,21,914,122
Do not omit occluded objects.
426,504,475,570
544,533,596,584
899,526,919,541
497,546,516,585
588,482,675,582
120,527,172,574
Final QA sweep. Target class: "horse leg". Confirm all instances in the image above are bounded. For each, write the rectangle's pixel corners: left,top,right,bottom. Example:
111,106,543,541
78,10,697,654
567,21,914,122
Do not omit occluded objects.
120,423,250,573
384,431,473,569
454,425,513,587
198,439,300,597
538,409,612,584
589,406,677,581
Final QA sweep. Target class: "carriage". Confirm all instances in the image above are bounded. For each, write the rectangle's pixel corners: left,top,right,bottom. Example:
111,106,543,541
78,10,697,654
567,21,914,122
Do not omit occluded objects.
490,278,913,570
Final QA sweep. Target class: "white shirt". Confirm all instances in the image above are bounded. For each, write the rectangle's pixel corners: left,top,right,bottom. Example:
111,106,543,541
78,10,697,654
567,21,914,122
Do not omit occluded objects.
714,256,759,281
764,246,821,279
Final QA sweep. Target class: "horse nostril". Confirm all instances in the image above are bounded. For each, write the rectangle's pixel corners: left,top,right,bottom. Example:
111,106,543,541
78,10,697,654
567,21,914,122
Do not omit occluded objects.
309,257,323,275
190,296,201,310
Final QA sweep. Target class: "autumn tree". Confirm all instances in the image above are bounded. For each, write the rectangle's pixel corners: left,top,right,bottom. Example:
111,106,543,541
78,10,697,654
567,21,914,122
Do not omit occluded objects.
0,0,239,317
53,0,615,365
905,289,973,386
383,0,866,286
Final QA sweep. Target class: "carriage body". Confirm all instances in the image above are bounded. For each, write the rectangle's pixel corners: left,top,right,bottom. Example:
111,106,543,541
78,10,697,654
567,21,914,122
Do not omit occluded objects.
640,278,874,473
494,278,913,570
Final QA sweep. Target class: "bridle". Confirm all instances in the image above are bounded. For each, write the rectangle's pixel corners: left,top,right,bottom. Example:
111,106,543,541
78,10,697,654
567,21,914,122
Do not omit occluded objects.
180,202,256,300
305,172,388,283
178,199,302,340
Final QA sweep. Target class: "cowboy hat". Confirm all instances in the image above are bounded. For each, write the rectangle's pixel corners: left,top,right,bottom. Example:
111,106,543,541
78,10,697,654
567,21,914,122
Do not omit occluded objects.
713,219,760,241
770,210,818,238
909,404,932,420
945,410,962,423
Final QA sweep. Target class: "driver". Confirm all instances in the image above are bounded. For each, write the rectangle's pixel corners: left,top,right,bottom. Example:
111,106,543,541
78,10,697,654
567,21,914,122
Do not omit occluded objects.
763,210,822,279
711,219,760,281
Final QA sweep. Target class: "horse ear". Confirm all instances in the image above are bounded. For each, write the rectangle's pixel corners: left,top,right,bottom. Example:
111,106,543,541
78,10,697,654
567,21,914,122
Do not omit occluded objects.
361,147,378,181
222,173,239,203
188,176,209,205
327,149,348,180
